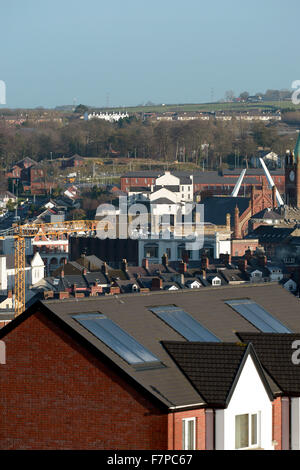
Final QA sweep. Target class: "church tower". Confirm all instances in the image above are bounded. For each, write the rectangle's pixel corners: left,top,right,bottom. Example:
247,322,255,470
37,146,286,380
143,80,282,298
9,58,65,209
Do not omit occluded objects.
285,133,300,207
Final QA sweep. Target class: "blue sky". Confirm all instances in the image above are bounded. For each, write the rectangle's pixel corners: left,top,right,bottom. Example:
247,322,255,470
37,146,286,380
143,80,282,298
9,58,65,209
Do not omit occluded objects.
1,0,300,108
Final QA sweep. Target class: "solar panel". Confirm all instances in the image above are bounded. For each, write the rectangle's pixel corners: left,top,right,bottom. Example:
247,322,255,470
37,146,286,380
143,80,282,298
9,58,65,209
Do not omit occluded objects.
149,305,220,342
73,313,160,365
224,299,292,333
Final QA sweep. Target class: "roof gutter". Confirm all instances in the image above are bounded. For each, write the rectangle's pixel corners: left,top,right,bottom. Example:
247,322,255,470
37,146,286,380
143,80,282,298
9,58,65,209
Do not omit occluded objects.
168,402,206,411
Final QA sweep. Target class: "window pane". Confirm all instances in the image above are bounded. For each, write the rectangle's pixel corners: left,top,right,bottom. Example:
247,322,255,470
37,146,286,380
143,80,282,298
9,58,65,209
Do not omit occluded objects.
183,420,195,450
225,299,292,333
251,414,258,445
150,306,220,342
235,414,249,449
188,420,195,450
73,314,160,365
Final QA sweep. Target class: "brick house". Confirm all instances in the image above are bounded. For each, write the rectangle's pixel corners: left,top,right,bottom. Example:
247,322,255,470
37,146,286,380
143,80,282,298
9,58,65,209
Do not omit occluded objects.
6,158,55,195
120,168,285,197
0,284,299,450
61,154,85,169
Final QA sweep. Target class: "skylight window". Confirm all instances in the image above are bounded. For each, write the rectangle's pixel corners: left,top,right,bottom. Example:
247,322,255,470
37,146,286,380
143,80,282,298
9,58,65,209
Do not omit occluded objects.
224,299,292,333
149,305,220,342
73,313,160,366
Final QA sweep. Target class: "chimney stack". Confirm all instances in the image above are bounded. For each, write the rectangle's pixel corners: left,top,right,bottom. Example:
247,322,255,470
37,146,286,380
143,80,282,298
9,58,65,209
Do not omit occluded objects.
234,205,241,239
182,250,189,264
226,213,231,230
238,258,247,272
142,258,149,269
201,255,209,270
179,260,187,273
121,258,128,272
101,262,108,276
258,255,267,267
162,253,168,267
224,253,231,265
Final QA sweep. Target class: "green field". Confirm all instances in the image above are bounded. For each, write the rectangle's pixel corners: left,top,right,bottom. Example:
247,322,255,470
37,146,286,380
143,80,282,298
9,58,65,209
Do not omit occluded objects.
96,100,300,115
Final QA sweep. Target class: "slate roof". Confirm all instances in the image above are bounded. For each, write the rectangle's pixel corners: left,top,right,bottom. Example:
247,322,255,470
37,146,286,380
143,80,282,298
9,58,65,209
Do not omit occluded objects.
83,271,109,285
222,168,284,176
151,197,177,205
154,185,180,192
202,196,250,225
246,226,294,241
53,261,85,276
56,275,88,290
76,255,108,272
193,172,255,186
114,279,140,293
146,263,177,275
127,265,150,279
121,171,160,178
236,333,300,396
161,342,267,406
220,269,247,283
251,208,284,220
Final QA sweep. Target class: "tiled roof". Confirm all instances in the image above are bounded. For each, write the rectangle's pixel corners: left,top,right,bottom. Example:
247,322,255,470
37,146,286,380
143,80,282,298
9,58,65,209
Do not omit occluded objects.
162,342,264,406
236,332,300,395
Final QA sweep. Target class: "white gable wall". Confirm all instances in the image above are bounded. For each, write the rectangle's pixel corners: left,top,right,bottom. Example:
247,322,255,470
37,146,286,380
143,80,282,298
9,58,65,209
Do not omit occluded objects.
292,398,300,449
215,354,273,450
155,172,180,187
150,187,179,203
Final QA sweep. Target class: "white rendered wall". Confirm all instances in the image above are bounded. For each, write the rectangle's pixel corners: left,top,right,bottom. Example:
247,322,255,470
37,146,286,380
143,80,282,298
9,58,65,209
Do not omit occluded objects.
292,398,300,449
155,172,180,187
215,355,273,450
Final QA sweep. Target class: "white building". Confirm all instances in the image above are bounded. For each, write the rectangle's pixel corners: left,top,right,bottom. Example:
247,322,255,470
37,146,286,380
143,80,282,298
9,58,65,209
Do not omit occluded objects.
152,171,194,202
87,112,129,122
0,252,45,294
215,348,274,450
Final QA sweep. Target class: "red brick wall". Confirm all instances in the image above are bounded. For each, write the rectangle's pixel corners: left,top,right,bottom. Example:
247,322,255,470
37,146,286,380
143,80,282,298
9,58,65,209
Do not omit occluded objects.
272,397,282,450
167,409,206,450
0,311,168,449
120,177,155,192
231,240,259,257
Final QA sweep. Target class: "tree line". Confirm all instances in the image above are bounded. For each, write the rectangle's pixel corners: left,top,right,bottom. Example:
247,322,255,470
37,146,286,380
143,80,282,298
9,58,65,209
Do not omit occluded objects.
0,113,295,170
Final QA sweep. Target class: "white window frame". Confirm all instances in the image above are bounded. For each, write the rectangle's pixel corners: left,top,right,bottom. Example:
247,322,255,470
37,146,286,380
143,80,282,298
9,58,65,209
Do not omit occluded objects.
235,412,260,450
182,417,196,450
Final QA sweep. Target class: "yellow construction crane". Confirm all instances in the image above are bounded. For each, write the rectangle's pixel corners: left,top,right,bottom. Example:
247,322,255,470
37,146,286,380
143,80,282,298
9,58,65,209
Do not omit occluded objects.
8,220,98,316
